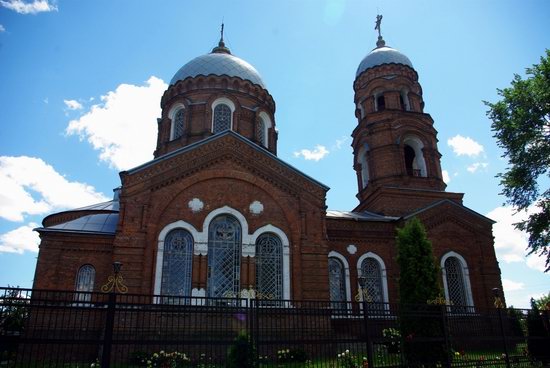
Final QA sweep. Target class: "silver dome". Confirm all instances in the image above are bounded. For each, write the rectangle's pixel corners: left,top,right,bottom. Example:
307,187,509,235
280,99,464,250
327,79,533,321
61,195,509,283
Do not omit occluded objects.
170,52,266,88
356,46,413,77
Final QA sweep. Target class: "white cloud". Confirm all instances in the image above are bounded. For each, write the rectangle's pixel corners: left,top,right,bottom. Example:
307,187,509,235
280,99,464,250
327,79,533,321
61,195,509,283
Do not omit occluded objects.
66,76,166,170
442,170,451,184
63,99,82,110
466,162,489,173
486,205,546,272
293,145,329,161
333,136,349,150
447,135,484,157
502,279,525,293
0,0,57,14
0,223,40,254
0,24,5,32
0,156,108,222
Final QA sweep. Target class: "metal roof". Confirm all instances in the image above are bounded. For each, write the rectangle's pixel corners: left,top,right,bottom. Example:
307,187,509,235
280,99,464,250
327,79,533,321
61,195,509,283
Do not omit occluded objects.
70,200,119,212
326,210,397,222
356,46,413,77
37,213,118,234
170,52,266,88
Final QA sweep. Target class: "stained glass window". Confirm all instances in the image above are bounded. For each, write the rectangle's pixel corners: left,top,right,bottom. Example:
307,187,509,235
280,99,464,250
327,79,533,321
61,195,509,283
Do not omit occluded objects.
213,104,231,133
172,108,185,139
329,258,347,311
207,215,241,301
256,118,266,147
360,258,384,303
256,233,283,301
75,264,95,302
445,256,467,307
161,229,193,301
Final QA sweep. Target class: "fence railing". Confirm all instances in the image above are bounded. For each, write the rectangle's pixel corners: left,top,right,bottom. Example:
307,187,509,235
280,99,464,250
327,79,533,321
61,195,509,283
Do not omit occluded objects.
1,287,549,367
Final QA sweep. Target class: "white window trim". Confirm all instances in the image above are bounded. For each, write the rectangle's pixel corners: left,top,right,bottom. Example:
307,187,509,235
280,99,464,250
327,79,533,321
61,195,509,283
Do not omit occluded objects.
168,103,186,140
154,207,292,300
441,251,474,307
211,97,236,132
403,135,427,177
328,251,352,304
356,252,389,304
357,144,370,188
400,89,411,111
258,111,272,148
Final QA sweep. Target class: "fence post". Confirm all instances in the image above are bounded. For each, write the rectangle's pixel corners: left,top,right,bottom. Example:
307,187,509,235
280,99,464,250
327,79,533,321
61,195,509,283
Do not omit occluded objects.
101,292,116,368
440,305,452,368
493,288,511,368
362,300,374,368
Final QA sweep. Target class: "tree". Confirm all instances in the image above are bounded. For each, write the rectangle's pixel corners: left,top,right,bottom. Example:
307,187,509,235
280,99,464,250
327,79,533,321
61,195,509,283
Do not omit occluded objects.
396,217,448,367
526,298,550,365
485,50,550,272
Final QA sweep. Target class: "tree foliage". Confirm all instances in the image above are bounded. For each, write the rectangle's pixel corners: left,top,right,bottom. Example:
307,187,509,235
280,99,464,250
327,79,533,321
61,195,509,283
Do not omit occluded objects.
396,217,447,367
485,49,550,272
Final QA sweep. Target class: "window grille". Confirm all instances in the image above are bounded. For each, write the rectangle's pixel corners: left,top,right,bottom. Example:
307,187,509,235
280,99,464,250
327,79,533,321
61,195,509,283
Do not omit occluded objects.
360,258,384,303
207,215,241,302
173,108,185,139
213,104,231,133
256,233,283,301
256,118,266,147
445,257,467,307
329,258,347,311
161,229,193,303
75,264,95,302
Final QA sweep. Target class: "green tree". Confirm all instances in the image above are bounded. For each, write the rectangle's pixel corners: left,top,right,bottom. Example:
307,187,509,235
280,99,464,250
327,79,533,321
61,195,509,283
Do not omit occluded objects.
485,50,550,272
396,217,448,367
533,291,550,309
526,298,550,365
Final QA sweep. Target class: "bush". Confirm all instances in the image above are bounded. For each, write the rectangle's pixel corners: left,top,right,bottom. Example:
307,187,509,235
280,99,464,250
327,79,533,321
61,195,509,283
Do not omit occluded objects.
527,299,550,365
226,331,256,368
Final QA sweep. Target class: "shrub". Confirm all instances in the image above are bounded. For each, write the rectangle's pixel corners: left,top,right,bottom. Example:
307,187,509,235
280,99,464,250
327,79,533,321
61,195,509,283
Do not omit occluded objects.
527,298,550,365
226,331,256,368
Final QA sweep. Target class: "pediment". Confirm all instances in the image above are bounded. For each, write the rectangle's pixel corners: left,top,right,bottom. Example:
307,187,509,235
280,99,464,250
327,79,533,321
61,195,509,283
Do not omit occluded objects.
120,131,329,200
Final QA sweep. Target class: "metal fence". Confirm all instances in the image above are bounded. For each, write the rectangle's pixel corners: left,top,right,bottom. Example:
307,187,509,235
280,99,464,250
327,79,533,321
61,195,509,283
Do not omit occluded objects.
1,287,549,367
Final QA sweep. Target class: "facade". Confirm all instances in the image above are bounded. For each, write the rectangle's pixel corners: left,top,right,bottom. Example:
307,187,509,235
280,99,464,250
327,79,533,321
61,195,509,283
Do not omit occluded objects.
33,31,503,309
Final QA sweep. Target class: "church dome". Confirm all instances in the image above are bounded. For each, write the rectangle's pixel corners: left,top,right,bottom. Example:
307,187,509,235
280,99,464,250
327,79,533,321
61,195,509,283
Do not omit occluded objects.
356,43,413,77
170,43,266,88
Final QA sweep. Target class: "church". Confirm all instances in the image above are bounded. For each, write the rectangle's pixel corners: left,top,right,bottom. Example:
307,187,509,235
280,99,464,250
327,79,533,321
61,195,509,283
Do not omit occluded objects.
32,26,504,310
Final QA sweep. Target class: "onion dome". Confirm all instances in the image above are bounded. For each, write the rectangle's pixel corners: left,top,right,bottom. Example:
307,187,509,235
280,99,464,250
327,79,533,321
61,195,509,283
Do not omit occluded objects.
356,36,413,77
170,38,266,88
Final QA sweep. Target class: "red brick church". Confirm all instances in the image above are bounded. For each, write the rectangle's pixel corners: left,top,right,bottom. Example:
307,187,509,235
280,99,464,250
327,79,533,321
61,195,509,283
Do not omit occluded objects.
32,29,503,310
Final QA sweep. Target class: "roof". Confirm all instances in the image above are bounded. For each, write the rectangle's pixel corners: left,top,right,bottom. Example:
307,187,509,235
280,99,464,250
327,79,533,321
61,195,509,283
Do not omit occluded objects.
36,213,118,235
170,52,266,88
326,209,398,222
403,199,496,224
124,130,330,191
356,45,413,77
70,200,119,212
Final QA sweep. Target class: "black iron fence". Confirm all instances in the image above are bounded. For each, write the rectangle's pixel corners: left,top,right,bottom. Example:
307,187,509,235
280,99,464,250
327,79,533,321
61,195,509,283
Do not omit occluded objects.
1,287,549,367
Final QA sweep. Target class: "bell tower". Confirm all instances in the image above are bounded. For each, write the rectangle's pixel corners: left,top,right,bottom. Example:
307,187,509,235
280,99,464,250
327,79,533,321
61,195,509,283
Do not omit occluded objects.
352,17,461,216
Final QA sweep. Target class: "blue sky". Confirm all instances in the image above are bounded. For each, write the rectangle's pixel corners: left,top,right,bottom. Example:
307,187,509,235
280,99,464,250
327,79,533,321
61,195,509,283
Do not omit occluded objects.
0,0,548,308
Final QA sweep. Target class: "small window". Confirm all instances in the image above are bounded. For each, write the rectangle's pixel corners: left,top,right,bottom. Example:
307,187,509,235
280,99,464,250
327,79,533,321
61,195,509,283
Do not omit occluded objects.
213,104,232,133
256,118,266,147
256,233,283,301
172,108,185,140
376,95,385,111
404,145,419,176
329,257,347,309
399,95,405,110
75,264,95,302
360,258,384,304
161,229,194,302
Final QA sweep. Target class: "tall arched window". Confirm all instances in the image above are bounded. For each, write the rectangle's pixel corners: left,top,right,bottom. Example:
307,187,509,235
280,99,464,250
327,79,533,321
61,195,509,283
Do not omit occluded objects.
403,136,427,177
75,264,95,302
442,253,474,311
329,257,347,310
256,118,266,147
207,215,241,300
360,258,384,304
256,233,283,300
161,229,194,300
376,95,385,111
171,108,185,140
213,104,232,133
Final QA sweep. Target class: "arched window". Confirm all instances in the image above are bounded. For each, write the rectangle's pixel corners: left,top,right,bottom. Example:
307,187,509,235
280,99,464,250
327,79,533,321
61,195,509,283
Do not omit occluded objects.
256,233,283,300
329,257,347,310
376,95,385,111
213,104,232,133
442,253,474,311
360,258,384,304
171,108,185,140
207,215,241,300
75,264,95,302
256,118,266,147
161,229,194,301
357,144,370,189
400,91,411,111
403,136,427,177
